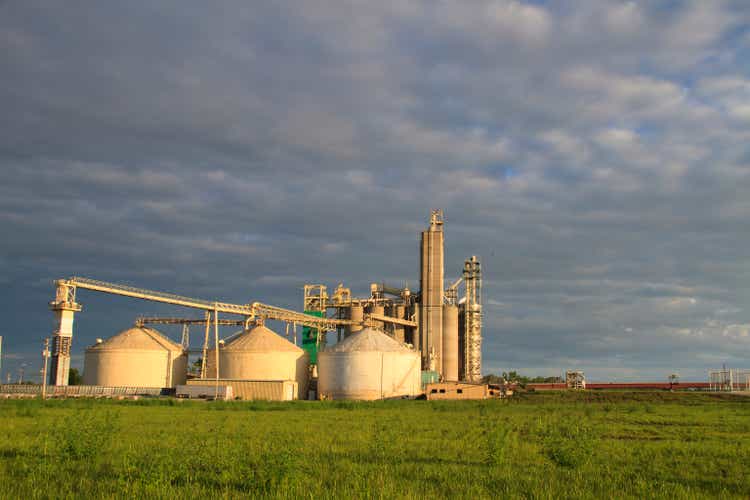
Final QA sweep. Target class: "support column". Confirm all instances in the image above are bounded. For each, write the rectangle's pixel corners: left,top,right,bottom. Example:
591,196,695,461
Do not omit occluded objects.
49,281,82,386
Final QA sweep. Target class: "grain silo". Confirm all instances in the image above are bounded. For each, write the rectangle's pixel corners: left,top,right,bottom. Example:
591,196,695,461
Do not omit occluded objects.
442,304,459,381
317,327,421,400
388,304,406,343
366,304,385,330
345,305,364,337
83,326,187,387
205,324,309,399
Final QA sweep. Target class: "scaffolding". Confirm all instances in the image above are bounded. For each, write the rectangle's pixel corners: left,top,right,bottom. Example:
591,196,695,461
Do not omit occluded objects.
463,256,482,383
565,371,586,390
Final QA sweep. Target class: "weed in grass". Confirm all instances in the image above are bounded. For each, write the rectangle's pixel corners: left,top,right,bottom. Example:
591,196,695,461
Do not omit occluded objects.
542,420,595,469
483,421,515,467
14,401,40,418
57,409,120,461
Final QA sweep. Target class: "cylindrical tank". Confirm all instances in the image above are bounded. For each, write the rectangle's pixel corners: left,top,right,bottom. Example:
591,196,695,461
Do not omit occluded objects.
389,304,406,343
442,304,459,381
205,324,309,399
317,327,421,400
345,305,364,337
367,304,385,330
83,326,187,388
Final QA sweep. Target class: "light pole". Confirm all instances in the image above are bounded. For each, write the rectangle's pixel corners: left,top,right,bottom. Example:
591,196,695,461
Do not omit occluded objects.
41,338,50,399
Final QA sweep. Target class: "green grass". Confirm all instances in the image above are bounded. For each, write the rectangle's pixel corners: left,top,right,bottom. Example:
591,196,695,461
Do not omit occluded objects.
1,391,748,499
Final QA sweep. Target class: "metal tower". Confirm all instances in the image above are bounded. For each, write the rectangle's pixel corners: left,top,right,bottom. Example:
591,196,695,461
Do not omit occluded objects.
463,256,482,382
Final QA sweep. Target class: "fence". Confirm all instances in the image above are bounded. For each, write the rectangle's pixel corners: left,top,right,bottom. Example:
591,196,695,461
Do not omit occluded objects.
0,384,171,397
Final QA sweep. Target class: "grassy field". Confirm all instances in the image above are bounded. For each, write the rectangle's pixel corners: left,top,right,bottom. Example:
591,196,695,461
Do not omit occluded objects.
1,391,748,499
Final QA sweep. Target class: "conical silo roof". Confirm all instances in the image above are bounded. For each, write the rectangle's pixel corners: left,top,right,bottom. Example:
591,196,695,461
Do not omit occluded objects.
326,327,410,353
87,326,183,352
223,325,303,352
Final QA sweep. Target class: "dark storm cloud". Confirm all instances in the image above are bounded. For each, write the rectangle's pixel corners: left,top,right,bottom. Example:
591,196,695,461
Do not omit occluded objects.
2,0,750,381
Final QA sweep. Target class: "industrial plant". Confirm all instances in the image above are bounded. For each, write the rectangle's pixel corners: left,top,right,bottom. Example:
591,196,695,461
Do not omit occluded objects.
36,210,486,401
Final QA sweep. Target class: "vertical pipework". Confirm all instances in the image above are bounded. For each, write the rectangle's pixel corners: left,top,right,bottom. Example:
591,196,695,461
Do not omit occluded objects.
49,281,81,386
201,311,211,378
457,306,466,380
411,307,420,352
419,210,444,373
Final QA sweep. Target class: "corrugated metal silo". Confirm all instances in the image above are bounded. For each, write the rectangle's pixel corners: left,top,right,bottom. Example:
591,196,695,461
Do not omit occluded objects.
317,327,421,400
83,326,187,388
205,324,309,399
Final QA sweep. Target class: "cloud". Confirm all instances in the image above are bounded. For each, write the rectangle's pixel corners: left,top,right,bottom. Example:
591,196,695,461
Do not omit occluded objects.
594,127,639,152
697,75,750,122
2,0,750,381
561,67,686,120
604,1,644,36
389,120,510,164
435,0,552,48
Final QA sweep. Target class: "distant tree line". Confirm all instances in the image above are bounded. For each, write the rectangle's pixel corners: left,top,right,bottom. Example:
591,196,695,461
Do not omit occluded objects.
68,368,82,385
482,371,563,387
0,368,82,385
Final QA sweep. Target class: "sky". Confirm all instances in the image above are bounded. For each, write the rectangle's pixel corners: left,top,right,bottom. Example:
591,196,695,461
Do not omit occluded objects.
2,0,750,382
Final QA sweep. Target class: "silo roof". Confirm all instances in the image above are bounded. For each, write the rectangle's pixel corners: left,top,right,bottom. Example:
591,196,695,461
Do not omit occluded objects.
326,327,411,353
223,325,303,353
88,326,183,351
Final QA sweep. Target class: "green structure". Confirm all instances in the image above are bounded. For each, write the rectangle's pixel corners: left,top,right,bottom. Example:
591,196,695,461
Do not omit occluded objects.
421,370,439,388
302,310,324,364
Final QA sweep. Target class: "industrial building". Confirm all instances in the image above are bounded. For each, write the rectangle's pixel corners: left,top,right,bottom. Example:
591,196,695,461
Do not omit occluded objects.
45,211,483,400
425,382,493,400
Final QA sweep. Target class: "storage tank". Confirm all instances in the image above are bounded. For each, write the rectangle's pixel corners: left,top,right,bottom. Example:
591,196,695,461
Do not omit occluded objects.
388,304,406,343
442,304,459,381
83,326,187,387
317,327,421,400
367,304,385,329
205,324,309,399
345,305,364,338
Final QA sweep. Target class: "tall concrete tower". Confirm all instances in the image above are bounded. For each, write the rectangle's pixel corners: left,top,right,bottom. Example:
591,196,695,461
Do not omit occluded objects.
419,210,444,372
